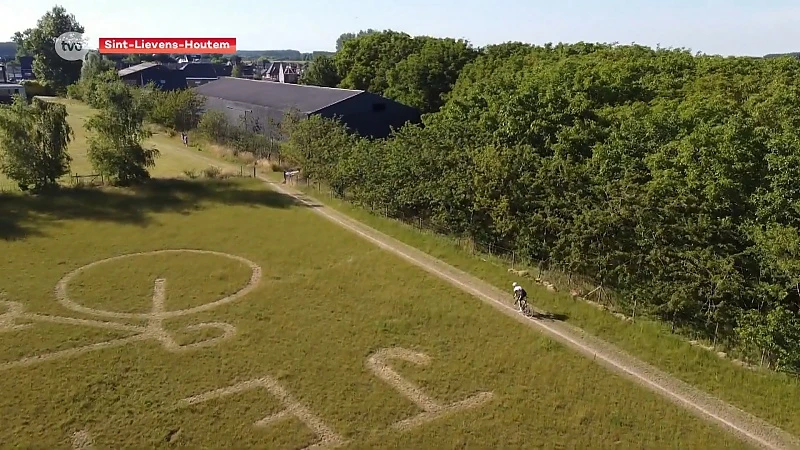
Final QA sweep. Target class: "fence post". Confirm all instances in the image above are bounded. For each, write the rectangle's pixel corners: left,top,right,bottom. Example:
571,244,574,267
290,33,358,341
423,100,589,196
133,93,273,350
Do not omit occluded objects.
240,166,243,177
511,252,515,268
253,166,256,177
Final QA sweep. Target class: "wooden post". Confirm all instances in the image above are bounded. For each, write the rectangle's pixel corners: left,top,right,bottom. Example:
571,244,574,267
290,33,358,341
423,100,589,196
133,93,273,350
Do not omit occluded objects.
253,166,256,177
512,252,516,269
632,298,637,322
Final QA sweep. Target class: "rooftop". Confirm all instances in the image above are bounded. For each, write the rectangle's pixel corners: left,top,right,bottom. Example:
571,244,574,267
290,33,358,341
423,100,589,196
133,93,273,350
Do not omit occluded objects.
178,62,218,79
192,77,363,113
118,62,161,77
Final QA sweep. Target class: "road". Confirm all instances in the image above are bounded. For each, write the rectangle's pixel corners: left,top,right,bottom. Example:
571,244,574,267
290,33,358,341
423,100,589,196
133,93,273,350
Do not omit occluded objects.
177,148,800,450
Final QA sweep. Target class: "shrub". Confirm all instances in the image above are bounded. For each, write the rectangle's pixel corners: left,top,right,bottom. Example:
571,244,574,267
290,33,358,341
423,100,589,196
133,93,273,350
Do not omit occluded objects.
85,80,159,185
202,165,221,178
146,88,205,131
0,97,73,192
20,80,54,97
66,83,83,100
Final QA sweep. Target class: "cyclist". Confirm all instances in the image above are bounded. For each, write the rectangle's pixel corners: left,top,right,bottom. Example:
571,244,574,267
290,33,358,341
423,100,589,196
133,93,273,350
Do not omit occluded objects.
512,282,528,312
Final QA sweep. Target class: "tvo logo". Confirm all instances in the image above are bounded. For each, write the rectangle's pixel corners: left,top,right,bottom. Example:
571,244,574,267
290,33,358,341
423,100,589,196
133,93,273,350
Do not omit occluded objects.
55,32,90,61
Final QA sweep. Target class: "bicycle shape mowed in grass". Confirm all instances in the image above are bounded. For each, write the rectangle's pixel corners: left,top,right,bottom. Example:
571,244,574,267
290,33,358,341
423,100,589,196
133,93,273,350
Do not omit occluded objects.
0,249,262,372
1,249,495,449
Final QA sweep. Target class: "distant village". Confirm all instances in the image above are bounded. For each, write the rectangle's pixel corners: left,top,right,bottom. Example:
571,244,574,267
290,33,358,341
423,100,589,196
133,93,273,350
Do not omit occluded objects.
1,54,307,96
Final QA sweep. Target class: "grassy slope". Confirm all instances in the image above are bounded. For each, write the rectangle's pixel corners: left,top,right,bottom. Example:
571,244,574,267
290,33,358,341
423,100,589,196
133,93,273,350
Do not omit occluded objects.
0,179,743,449
0,98,210,191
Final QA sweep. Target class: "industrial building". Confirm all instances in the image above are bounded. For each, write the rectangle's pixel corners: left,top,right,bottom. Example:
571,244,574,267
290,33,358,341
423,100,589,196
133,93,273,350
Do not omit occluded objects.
192,77,421,139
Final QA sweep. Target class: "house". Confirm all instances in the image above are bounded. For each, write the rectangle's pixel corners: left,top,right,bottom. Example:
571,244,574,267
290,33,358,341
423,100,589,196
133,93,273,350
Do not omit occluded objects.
118,62,186,90
193,77,421,139
0,62,25,103
240,63,254,79
178,62,218,87
262,62,300,84
213,63,232,77
176,54,206,64
0,83,26,104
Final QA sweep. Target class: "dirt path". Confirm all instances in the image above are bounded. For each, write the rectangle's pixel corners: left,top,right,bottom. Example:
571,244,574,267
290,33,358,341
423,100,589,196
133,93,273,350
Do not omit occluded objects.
177,149,800,450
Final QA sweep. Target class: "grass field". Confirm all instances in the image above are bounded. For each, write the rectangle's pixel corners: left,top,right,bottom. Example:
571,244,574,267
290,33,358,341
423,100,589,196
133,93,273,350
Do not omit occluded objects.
0,98,213,191
0,177,749,449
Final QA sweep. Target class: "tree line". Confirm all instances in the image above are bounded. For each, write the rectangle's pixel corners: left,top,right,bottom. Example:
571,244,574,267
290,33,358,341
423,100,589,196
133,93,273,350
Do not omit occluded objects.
293,36,800,373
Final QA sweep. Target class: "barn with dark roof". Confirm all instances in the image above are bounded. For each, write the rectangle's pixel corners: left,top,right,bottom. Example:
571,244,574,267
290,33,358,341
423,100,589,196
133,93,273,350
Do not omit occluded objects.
118,62,186,90
192,77,421,139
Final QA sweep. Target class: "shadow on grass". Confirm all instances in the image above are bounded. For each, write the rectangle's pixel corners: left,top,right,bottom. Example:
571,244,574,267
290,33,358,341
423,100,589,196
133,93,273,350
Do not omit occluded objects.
287,191,324,208
531,311,569,322
0,178,305,241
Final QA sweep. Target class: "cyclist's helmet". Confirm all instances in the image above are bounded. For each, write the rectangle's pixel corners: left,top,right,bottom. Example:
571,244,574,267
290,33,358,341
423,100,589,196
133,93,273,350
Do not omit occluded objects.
512,282,517,287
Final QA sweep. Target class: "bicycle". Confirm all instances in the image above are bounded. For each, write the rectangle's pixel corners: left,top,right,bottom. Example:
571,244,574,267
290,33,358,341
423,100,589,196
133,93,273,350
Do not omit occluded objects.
514,293,531,316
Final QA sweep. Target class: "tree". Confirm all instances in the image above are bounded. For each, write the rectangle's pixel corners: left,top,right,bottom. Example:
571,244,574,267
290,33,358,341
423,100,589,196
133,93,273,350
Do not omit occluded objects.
384,38,478,113
335,29,379,52
300,55,340,87
0,97,73,192
144,88,206,131
80,51,115,81
85,81,158,184
231,64,242,78
12,6,85,92
335,30,423,94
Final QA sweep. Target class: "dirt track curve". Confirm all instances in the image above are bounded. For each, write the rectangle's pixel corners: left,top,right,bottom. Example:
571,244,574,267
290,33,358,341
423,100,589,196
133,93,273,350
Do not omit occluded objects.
179,150,800,450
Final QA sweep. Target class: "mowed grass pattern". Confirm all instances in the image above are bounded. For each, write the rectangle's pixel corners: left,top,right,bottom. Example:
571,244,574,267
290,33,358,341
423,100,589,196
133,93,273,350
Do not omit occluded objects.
1,179,746,449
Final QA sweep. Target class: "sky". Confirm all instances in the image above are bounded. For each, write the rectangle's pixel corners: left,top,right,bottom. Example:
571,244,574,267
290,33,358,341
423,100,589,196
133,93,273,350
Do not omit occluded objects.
3,0,800,56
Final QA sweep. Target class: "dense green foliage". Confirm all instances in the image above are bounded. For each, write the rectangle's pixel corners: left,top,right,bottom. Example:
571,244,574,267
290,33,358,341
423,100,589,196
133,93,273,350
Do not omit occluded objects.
11,6,85,92
300,55,340,87
0,97,72,192
284,41,800,373
139,84,205,132
197,110,282,160
303,30,478,114
85,80,158,184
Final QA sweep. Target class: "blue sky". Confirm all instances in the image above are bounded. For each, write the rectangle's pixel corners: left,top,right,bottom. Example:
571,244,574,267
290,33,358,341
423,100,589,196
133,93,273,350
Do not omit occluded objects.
4,0,800,55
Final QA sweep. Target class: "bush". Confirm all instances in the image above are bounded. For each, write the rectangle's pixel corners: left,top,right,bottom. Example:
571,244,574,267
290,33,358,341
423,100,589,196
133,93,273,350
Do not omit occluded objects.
197,110,281,160
20,80,54,97
145,87,205,131
0,97,73,192
85,80,159,185
66,83,83,100
183,169,198,179
202,165,221,178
